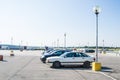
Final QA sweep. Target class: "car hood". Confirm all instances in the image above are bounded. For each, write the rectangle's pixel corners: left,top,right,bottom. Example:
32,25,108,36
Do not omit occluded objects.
44,53,53,57
43,52,51,55
41,53,52,58
47,56,60,60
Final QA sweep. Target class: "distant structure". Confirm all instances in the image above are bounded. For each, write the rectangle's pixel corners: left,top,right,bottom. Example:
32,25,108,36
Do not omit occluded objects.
0,44,41,50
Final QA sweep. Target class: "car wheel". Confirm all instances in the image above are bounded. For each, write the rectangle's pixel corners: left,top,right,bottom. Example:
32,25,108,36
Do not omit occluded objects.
83,61,90,68
52,61,61,68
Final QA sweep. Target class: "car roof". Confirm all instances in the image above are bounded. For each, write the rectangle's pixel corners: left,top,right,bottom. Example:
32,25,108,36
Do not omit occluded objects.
60,51,89,56
50,49,71,53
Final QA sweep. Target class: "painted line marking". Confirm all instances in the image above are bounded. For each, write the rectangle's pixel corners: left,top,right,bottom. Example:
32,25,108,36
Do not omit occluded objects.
84,70,117,80
99,72,117,80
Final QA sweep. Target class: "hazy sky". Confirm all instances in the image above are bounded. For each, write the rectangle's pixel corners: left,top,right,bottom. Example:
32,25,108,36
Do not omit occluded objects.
0,0,120,47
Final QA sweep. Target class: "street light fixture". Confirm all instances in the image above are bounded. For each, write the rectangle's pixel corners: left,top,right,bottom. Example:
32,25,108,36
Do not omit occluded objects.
93,6,101,62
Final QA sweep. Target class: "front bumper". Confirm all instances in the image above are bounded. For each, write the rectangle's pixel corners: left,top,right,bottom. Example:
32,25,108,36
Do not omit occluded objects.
46,60,53,67
40,57,46,63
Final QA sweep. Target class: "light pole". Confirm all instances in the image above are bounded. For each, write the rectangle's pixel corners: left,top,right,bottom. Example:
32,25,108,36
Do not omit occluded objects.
102,40,104,51
11,37,13,45
57,39,59,48
64,33,66,49
93,6,101,62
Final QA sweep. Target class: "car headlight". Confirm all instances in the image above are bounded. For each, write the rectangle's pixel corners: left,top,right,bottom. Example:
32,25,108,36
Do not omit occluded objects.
41,55,45,58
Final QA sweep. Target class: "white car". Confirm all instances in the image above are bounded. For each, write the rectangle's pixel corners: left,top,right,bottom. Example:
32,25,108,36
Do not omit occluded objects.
46,52,95,68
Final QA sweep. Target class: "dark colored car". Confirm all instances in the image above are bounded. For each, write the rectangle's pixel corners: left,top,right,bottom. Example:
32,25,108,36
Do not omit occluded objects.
40,49,71,63
42,49,55,55
85,49,95,53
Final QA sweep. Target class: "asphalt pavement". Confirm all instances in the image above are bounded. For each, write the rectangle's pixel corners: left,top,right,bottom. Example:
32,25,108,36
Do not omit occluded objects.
0,50,119,80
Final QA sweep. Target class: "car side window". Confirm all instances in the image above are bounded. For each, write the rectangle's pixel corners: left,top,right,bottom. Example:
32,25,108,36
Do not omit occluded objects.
75,53,82,57
66,53,75,57
80,53,89,57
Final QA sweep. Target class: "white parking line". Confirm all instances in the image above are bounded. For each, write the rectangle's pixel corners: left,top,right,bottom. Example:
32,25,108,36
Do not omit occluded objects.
84,70,117,80
99,72,117,80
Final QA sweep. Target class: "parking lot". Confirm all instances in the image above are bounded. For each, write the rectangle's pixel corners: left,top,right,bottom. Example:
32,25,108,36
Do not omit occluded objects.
0,50,120,80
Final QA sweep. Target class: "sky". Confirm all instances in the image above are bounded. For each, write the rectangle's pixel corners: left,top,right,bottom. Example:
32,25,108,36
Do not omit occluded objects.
0,0,120,47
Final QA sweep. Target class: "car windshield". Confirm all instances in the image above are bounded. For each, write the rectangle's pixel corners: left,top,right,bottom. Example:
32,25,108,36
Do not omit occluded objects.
50,50,58,54
60,52,69,57
48,50,55,54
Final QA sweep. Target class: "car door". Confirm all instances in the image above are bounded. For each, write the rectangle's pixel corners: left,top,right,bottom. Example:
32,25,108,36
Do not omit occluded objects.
80,53,90,61
74,52,85,64
62,52,76,65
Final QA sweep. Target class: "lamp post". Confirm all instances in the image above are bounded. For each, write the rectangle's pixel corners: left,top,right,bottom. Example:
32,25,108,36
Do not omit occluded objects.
102,40,104,51
64,33,66,49
57,39,59,48
93,6,101,62
11,37,13,45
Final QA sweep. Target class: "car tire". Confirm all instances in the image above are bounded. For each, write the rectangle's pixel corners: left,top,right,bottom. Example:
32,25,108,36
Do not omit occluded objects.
52,61,61,68
83,61,90,68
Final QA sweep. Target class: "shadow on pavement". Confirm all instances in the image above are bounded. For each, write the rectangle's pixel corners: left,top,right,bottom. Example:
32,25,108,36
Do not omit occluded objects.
101,66,113,72
51,65,114,72
2,60,8,62
51,65,91,70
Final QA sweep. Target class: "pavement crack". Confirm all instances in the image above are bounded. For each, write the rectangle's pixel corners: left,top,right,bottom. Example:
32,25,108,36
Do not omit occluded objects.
7,57,36,80
72,68,87,80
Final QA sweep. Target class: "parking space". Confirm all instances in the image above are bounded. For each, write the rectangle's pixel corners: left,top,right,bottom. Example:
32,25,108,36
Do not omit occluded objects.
99,54,120,80
0,50,119,80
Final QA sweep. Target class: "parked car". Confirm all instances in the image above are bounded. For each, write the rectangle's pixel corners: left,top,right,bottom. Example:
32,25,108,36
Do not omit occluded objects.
42,49,55,55
80,49,95,53
46,52,95,68
41,46,54,55
40,49,71,63
85,49,95,53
